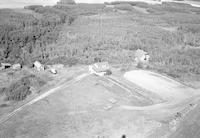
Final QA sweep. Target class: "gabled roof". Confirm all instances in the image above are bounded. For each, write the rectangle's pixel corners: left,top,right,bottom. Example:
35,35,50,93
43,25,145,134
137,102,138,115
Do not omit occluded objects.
1,63,11,66
135,49,148,59
34,61,43,68
93,62,110,72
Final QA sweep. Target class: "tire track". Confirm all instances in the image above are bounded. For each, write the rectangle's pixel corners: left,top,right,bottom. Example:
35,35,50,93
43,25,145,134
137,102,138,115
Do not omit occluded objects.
0,73,90,125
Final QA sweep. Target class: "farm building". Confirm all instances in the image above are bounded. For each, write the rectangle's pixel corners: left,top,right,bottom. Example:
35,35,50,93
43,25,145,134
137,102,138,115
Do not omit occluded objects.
33,61,45,71
1,63,11,69
135,49,150,63
89,62,112,76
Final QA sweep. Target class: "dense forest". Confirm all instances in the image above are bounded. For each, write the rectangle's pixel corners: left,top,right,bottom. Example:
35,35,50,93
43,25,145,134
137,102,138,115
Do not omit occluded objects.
0,5,76,65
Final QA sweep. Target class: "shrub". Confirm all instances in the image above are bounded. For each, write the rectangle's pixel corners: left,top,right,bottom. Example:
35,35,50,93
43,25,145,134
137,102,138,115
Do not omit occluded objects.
5,77,31,101
105,70,112,75
0,87,5,95
68,16,76,25
0,104,8,108
3,74,46,101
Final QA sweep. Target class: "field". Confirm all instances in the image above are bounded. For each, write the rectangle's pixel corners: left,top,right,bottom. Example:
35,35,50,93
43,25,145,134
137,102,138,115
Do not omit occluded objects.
0,66,199,138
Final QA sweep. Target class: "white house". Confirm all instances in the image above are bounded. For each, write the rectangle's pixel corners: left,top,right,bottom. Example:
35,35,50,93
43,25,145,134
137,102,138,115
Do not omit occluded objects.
89,62,111,76
33,61,45,71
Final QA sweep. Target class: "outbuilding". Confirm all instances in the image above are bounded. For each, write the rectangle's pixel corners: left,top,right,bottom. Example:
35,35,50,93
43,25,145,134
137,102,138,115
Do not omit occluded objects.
33,61,45,71
50,68,57,74
89,62,112,76
134,49,150,68
1,63,11,69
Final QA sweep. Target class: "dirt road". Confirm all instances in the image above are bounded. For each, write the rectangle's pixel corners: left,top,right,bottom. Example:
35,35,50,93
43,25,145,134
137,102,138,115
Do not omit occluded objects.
0,73,90,124
0,73,163,138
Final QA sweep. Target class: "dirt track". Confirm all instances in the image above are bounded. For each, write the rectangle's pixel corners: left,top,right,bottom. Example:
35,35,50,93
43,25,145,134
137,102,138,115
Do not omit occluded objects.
0,73,90,124
0,71,163,138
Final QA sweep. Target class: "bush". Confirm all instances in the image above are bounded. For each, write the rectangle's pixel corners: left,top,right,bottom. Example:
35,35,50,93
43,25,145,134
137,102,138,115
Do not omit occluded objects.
105,70,112,75
68,16,76,25
3,75,46,101
5,77,31,101
0,87,5,95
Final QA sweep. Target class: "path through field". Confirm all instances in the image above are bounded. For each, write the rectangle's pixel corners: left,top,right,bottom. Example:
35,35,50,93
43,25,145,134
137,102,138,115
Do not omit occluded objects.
0,73,90,124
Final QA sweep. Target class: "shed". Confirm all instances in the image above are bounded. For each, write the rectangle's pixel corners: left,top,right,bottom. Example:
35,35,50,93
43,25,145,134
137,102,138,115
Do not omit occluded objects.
33,61,45,71
93,62,110,72
1,63,11,69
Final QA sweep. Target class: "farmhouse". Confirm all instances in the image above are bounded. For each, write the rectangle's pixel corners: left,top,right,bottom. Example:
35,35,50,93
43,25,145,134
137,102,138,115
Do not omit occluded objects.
89,62,111,76
33,61,45,71
12,63,22,70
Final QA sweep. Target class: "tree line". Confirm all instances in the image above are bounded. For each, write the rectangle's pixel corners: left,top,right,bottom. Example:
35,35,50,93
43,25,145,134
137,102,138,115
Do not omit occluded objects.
0,5,76,65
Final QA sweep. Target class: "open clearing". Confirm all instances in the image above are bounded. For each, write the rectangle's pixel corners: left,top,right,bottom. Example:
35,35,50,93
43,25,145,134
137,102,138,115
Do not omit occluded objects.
0,67,200,138
0,70,161,138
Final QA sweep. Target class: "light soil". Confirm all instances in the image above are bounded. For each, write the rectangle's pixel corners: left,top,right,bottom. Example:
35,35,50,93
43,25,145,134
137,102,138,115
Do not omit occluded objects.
124,70,198,102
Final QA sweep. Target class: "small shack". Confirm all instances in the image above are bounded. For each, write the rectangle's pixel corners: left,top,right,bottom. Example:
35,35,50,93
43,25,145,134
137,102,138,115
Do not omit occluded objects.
135,49,150,68
33,61,45,71
50,68,57,74
1,63,11,70
89,62,112,76
12,63,22,70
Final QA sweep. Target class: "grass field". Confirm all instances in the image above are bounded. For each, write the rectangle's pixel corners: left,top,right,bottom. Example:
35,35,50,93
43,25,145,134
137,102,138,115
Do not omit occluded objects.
0,73,164,138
